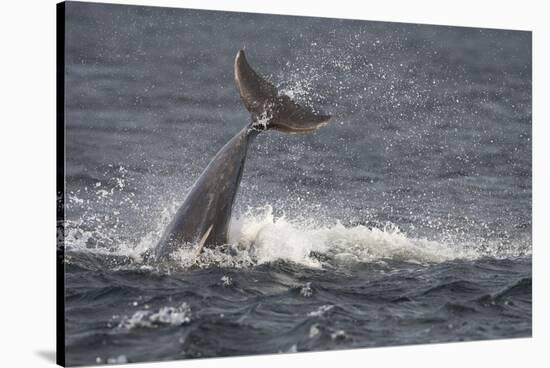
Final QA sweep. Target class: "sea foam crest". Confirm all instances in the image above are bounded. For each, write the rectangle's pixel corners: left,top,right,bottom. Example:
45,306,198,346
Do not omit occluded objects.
65,196,526,270
229,205,472,267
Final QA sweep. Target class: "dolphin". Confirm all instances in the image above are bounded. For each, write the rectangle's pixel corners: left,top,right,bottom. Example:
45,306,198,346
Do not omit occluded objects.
154,49,331,261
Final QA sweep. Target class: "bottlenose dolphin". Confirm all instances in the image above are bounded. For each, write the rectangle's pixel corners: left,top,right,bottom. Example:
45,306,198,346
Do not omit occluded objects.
154,49,331,261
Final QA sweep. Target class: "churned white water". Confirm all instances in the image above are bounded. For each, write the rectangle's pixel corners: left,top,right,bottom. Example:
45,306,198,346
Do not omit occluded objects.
66,199,527,271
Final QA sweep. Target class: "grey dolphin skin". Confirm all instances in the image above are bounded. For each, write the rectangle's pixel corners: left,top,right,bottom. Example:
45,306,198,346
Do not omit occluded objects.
154,49,331,261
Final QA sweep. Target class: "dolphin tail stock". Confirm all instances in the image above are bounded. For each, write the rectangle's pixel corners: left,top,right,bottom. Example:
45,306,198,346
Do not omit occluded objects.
234,49,331,133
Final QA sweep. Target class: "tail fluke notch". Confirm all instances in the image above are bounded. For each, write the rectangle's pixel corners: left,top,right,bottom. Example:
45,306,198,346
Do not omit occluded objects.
234,49,331,134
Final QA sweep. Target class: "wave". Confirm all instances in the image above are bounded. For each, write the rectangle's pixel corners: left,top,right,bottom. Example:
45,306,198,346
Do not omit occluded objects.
475,277,532,306
63,203,530,272
421,280,483,296
227,206,472,266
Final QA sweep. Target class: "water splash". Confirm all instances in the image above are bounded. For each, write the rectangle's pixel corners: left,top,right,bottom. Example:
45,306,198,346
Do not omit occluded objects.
64,179,530,271
231,205,474,267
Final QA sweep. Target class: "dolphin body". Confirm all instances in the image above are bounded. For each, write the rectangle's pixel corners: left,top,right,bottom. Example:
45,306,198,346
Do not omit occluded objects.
154,50,331,261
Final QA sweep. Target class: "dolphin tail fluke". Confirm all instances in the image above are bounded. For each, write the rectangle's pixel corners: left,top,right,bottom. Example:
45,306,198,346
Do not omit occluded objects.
234,49,331,133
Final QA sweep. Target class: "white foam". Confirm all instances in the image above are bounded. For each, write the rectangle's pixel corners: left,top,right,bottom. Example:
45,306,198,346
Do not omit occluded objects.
307,305,334,317
229,205,474,267
309,324,321,338
117,303,191,330
300,282,313,297
106,355,127,364
221,275,233,286
65,199,529,270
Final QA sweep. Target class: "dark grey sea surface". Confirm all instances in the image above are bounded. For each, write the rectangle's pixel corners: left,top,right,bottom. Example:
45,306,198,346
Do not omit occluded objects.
62,2,532,366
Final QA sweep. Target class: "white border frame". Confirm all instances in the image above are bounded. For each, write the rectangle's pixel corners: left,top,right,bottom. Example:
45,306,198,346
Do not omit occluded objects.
1,1,546,367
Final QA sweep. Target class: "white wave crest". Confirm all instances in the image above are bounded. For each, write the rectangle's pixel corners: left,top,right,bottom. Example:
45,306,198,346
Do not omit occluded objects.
228,206,474,267
65,202,528,270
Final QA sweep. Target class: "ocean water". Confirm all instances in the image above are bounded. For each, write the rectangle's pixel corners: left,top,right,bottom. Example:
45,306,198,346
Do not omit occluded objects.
61,2,532,366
